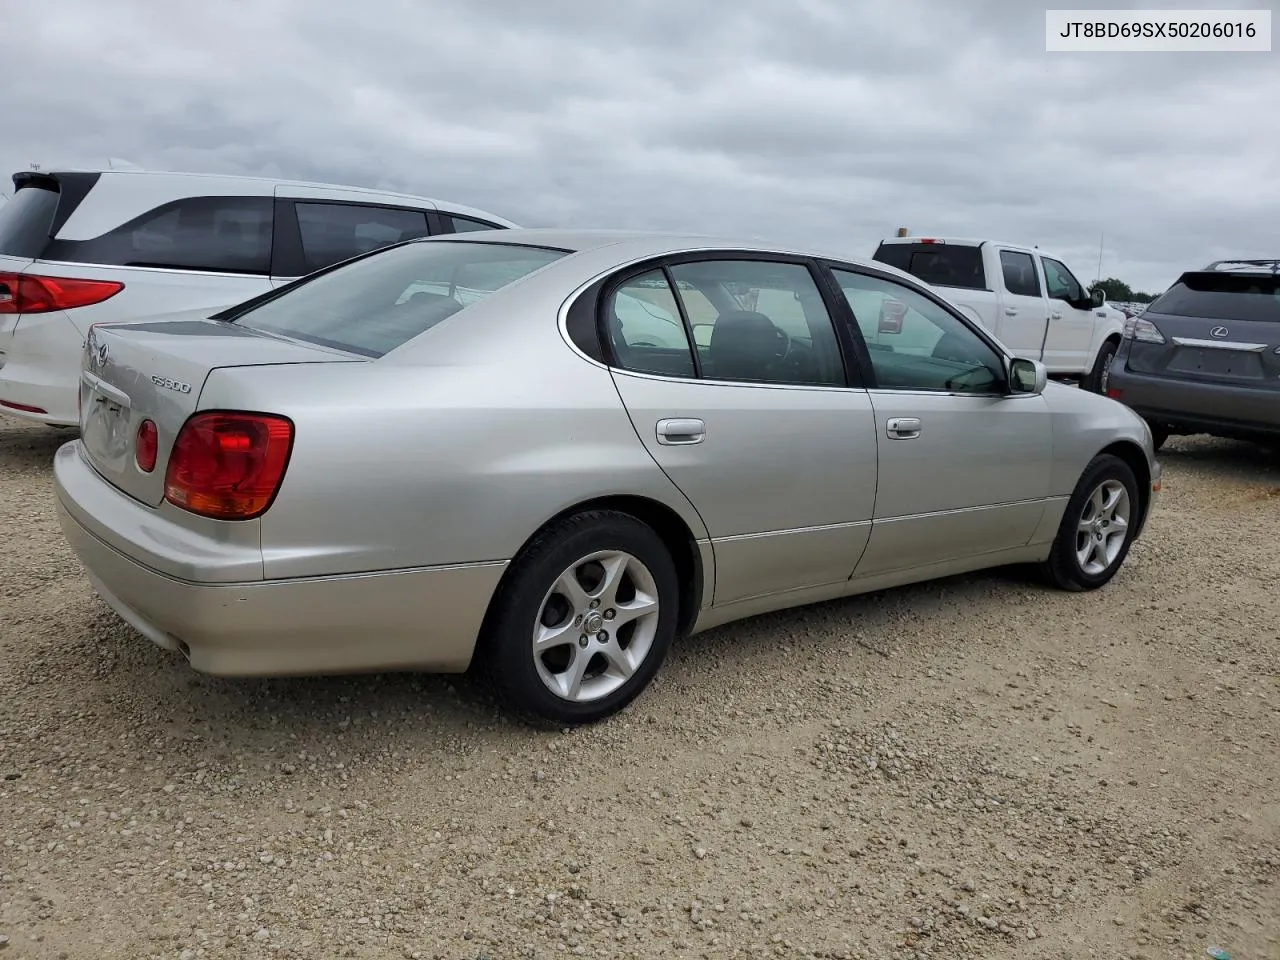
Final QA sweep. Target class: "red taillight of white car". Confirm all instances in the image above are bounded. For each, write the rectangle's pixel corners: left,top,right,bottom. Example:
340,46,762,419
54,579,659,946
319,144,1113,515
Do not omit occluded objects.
0,271,124,314
163,412,294,520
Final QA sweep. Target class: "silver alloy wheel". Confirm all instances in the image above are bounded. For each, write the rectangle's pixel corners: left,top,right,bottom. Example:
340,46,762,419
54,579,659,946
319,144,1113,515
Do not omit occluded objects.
1100,349,1115,394
532,550,660,703
1075,478,1130,575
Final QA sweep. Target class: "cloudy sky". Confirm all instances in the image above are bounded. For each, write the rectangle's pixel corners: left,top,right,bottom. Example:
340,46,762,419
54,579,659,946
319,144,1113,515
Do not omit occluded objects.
2,0,1276,293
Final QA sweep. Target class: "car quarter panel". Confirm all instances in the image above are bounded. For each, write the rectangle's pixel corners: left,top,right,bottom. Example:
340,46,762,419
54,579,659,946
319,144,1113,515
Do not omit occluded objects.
201,329,710,581
1041,381,1155,496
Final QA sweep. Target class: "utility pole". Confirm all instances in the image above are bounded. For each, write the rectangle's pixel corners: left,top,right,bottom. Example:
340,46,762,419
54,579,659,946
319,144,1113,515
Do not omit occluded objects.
1095,232,1104,285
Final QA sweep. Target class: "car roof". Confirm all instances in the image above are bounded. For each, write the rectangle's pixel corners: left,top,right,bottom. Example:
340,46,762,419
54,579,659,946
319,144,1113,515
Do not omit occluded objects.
876,236,1059,256
21,167,519,226
432,227,914,277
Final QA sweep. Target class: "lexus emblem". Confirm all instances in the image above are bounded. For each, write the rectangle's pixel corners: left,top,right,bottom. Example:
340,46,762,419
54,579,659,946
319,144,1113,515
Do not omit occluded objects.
1210,326,1229,339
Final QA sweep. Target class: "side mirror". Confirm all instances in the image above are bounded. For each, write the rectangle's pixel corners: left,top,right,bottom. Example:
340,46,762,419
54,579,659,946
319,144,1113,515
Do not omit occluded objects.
1009,357,1048,395
1090,287,1106,308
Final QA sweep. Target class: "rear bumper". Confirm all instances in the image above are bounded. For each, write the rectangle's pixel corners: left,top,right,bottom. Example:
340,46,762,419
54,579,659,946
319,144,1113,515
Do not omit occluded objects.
1109,360,1280,437
54,441,508,676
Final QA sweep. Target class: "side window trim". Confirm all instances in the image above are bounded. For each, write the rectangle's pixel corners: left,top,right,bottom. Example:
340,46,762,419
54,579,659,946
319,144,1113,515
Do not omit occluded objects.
660,264,703,378
592,250,860,390
270,198,305,277
821,261,1012,396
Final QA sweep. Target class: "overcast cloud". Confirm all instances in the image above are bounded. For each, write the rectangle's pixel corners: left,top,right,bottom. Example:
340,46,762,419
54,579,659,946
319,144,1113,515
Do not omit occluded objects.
2,0,1277,292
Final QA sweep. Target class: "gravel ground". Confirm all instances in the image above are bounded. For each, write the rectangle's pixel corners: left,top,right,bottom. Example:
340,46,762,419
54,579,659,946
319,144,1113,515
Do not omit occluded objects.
1,416,1277,960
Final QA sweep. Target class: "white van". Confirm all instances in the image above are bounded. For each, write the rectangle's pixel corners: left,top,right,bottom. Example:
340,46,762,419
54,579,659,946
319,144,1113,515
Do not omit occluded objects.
0,169,519,426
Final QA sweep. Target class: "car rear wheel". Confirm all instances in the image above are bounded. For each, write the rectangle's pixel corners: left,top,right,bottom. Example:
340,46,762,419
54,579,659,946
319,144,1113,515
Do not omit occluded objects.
481,510,679,726
1041,454,1140,591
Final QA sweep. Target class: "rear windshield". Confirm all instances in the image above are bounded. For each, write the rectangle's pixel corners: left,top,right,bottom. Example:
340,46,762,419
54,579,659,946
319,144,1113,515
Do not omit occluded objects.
0,184,58,258
230,239,568,357
872,242,987,290
1148,272,1280,323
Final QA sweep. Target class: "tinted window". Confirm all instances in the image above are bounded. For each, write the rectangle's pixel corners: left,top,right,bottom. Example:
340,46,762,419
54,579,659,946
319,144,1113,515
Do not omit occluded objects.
1000,250,1041,297
1148,272,1280,323
666,260,844,386
0,185,59,258
604,271,696,377
445,214,502,233
871,242,986,290
44,196,274,274
295,203,430,272
231,240,565,357
1041,257,1083,302
833,269,1004,393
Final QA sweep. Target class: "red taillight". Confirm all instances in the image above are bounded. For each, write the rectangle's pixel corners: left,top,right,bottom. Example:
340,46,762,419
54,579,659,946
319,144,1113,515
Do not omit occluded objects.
918,238,941,244
135,419,158,473
0,271,124,314
1106,387,1123,400
163,412,294,520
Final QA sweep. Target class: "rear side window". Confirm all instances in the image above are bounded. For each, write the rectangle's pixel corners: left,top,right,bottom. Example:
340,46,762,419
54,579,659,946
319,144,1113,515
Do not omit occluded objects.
44,196,274,274
231,240,566,357
295,202,430,272
0,185,60,258
444,213,503,233
999,250,1041,297
871,242,986,290
1148,272,1280,323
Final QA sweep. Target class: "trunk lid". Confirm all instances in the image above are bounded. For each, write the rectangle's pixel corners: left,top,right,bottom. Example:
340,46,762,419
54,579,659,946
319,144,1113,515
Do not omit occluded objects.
1126,271,1280,386
79,316,362,505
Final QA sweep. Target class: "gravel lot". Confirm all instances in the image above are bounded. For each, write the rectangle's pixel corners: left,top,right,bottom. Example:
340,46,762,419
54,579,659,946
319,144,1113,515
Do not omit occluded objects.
1,416,1277,960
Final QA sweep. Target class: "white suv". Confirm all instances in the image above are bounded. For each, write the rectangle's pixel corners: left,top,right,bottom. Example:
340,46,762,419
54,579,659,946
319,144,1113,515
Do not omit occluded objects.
0,169,519,426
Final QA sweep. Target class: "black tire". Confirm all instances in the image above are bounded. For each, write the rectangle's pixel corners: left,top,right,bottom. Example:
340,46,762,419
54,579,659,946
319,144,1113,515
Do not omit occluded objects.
1040,453,1141,592
1145,420,1169,451
1083,339,1119,394
480,510,680,726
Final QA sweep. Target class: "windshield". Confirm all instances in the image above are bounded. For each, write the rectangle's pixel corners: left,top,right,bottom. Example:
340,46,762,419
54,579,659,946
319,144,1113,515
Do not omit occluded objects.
230,240,568,357
1148,272,1280,323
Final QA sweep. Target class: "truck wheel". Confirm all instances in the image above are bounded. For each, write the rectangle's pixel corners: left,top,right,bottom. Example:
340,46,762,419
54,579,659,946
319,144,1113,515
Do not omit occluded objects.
1084,339,1119,394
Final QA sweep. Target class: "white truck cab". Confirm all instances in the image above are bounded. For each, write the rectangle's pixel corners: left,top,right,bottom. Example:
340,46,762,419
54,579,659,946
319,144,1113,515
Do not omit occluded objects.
872,236,1125,393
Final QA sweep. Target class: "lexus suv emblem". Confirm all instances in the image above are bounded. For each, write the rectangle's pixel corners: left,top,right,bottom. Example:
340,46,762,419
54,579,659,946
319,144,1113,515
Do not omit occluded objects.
1210,326,1229,339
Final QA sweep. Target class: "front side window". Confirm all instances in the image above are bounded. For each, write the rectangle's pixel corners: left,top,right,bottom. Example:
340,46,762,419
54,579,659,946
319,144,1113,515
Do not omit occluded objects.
832,269,1005,393
294,202,430,273
43,195,275,274
664,260,844,386
1000,250,1041,297
1041,256,1083,303
231,240,565,357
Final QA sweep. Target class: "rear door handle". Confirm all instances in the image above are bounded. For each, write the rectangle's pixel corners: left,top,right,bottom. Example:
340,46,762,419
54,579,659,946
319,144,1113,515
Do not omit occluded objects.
886,417,921,440
656,418,705,445
1004,307,1018,317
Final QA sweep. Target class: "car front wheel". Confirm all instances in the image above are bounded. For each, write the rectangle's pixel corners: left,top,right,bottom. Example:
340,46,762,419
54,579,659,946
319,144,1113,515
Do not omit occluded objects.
481,510,680,725
1041,453,1141,591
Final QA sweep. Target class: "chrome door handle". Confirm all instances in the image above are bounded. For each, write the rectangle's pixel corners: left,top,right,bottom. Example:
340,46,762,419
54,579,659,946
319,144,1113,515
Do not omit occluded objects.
656,418,705,445
886,417,921,440
1050,310,1063,320
1004,307,1018,316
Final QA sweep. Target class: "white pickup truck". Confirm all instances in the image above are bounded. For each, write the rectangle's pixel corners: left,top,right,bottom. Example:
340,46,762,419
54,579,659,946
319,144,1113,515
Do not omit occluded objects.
871,236,1126,392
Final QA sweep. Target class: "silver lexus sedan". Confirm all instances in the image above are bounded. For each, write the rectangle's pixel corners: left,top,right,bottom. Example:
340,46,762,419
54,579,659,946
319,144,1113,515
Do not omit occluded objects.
53,229,1162,725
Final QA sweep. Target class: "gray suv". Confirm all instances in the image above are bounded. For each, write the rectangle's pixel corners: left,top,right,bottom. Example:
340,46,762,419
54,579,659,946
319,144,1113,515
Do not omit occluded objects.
1106,259,1280,450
